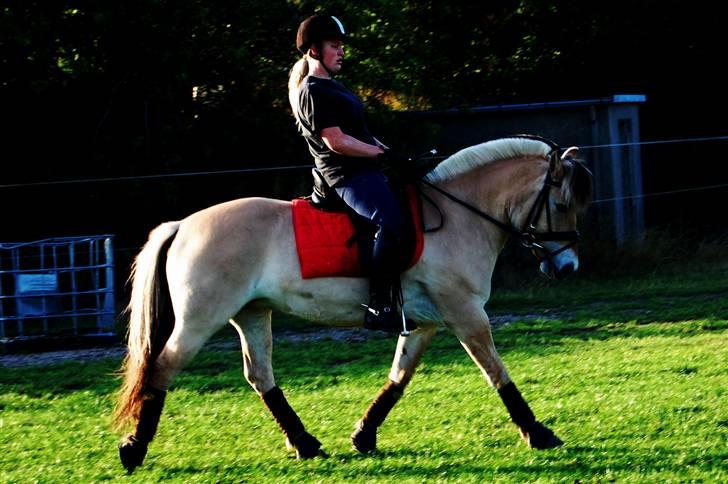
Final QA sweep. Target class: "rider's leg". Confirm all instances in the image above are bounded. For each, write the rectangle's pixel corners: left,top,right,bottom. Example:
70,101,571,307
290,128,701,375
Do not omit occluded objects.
334,170,408,332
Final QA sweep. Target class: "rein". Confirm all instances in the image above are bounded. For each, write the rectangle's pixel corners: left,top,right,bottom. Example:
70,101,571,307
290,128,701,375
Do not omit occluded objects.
418,149,580,263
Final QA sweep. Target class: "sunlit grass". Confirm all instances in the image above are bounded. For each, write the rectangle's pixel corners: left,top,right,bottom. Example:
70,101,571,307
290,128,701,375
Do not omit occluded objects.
1,305,726,481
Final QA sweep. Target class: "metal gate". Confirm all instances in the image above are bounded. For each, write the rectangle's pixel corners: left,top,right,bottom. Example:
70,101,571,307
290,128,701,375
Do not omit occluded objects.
0,235,116,344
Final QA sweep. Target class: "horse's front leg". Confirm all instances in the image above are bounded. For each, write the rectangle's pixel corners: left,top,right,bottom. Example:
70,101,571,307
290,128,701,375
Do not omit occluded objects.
230,309,324,459
352,324,437,454
448,306,563,449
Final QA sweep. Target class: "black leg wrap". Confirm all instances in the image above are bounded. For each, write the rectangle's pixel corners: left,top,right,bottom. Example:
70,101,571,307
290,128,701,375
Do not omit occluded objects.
525,421,564,449
118,387,166,474
289,431,324,459
360,380,404,429
498,382,536,429
352,380,404,454
498,382,563,449
136,387,167,443
262,386,306,439
262,386,322,459
119,435,147,474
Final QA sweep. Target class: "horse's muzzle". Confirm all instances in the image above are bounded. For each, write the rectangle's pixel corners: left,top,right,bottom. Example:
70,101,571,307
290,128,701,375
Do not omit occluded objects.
539,258,577,280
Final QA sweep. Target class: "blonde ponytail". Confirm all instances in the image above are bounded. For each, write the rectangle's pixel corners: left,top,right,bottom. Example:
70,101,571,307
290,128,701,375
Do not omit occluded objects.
288,55,309,114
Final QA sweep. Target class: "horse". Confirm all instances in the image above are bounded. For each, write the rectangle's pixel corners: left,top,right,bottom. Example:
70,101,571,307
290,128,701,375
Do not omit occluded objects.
113,136,593,473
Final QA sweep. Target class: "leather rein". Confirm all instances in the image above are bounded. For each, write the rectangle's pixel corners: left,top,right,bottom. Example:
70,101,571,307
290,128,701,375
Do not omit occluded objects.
418,148,580,263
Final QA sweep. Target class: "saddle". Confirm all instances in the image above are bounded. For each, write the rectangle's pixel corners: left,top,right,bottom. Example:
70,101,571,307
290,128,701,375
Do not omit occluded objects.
291,169,424,279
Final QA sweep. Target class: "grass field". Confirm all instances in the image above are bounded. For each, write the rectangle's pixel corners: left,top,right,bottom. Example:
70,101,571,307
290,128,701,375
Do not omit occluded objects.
1,267,726,482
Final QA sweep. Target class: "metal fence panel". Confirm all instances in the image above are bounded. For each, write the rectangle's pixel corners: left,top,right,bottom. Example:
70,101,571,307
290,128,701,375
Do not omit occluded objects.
0,235,116,342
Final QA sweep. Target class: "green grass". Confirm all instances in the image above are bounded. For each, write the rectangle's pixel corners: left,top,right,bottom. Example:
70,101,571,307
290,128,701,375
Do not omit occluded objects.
1,270,727,482
489,259,728,310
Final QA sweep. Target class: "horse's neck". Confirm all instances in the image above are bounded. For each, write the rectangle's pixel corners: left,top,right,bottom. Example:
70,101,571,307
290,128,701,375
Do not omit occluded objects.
439,157,536,231
426,159,535,297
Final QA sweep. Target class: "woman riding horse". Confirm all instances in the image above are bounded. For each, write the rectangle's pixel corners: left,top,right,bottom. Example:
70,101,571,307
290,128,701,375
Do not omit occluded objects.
288,14,409,333
115,134,591,472
113,15,594,475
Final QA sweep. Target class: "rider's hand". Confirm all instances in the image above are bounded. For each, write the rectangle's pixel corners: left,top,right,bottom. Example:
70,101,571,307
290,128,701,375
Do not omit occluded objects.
376,148,411,165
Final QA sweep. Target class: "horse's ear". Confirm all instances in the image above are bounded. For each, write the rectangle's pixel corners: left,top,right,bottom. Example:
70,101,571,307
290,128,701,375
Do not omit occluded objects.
549,150,565,179
561,146,579,160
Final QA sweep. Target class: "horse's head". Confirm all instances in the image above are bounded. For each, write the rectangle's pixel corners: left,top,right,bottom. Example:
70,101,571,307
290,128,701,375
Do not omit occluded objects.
424,137,593,280
517,147,593,280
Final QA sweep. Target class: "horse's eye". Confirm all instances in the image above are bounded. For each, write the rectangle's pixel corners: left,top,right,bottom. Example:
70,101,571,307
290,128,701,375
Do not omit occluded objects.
555,203,568,213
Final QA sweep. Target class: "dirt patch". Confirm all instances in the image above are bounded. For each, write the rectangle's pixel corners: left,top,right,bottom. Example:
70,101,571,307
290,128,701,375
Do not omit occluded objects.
0,346,128,368
0,313,550,368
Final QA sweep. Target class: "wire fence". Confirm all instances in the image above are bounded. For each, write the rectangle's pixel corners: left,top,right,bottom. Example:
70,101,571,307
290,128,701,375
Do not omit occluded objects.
2,133,727,259
3,134,728,196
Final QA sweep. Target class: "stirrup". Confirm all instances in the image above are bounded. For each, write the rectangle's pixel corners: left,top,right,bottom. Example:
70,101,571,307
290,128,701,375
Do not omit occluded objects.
363,277,417,336
360,302,416,337
361,303,400,334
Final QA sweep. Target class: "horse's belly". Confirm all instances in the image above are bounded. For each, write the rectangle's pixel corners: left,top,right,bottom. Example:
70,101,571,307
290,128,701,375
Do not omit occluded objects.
264,277,443,327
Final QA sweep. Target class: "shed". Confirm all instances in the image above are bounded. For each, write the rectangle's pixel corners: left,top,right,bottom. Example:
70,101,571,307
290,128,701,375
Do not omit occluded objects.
400,94,647,244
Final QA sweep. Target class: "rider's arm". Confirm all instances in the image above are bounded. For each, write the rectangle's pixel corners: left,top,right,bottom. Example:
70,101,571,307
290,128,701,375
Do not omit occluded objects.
321,126,384,158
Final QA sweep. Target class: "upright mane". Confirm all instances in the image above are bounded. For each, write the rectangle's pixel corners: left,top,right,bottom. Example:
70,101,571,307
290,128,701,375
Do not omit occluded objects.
424,138,552,183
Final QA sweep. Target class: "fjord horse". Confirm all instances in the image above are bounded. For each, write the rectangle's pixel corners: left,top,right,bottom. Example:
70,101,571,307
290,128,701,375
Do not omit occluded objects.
114,136,592,473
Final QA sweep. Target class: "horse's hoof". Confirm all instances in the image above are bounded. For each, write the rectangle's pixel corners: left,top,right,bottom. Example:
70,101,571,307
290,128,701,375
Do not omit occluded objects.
351,421,377,454
286,431,324,459
523,421,564,449
118,434,148,474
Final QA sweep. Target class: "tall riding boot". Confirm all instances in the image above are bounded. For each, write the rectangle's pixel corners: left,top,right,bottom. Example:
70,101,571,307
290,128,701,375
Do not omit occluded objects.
363,275,402,333
363,225,418,334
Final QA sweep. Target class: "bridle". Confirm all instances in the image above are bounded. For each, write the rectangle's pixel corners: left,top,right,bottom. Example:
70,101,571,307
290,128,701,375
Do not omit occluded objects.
418,140,580,264
519,153,580,261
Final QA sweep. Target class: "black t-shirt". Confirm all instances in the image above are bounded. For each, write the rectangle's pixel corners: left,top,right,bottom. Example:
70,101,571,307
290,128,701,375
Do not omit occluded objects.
294,76,378,186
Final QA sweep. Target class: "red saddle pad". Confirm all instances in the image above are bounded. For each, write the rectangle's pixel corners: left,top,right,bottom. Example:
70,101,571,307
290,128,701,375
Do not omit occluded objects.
292,186,424,279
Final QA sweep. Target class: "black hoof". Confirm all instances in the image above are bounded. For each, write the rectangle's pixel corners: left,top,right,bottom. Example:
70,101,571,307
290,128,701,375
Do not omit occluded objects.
524,421,564,449
351,422,377,454
287,431,324,459
118,434,148,474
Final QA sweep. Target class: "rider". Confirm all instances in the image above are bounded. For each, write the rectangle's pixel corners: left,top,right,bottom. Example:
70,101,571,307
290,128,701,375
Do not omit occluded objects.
288,14,409,334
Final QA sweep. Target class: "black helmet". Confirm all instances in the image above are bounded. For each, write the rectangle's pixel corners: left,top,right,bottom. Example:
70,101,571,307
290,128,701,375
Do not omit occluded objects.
296,14,346,55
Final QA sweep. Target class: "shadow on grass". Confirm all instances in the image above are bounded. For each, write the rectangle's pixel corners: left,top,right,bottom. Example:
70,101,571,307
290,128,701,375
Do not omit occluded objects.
148,443,725,480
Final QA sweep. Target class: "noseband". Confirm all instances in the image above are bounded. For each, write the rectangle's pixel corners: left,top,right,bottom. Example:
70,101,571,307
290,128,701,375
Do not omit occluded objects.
519,156,580,262
419,149,579,264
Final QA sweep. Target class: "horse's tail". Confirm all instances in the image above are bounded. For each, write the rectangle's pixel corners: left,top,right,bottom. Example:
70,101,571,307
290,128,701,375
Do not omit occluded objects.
113,221,180,430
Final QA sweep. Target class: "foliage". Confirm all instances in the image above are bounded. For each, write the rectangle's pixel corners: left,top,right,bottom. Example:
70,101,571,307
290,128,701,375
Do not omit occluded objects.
2,1,727,248
4,1,727,173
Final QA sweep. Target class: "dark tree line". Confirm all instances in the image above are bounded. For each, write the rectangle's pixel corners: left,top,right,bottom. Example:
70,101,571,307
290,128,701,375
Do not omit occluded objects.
1,1,726,247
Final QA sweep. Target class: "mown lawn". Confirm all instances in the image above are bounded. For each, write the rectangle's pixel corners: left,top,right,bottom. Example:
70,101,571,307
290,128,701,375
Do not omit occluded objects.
1,268,726,482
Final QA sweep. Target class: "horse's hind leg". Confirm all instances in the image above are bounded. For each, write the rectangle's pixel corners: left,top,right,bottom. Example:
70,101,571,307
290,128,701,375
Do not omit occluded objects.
119,317,223,473
352,324,437,454
447,305,563,450
229,308,324,459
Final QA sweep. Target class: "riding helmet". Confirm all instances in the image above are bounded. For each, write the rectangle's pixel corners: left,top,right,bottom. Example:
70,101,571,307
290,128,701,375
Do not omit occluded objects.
296,14,346,55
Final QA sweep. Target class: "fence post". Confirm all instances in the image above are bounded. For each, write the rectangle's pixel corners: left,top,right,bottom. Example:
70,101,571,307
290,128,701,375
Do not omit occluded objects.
103,237,116,333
